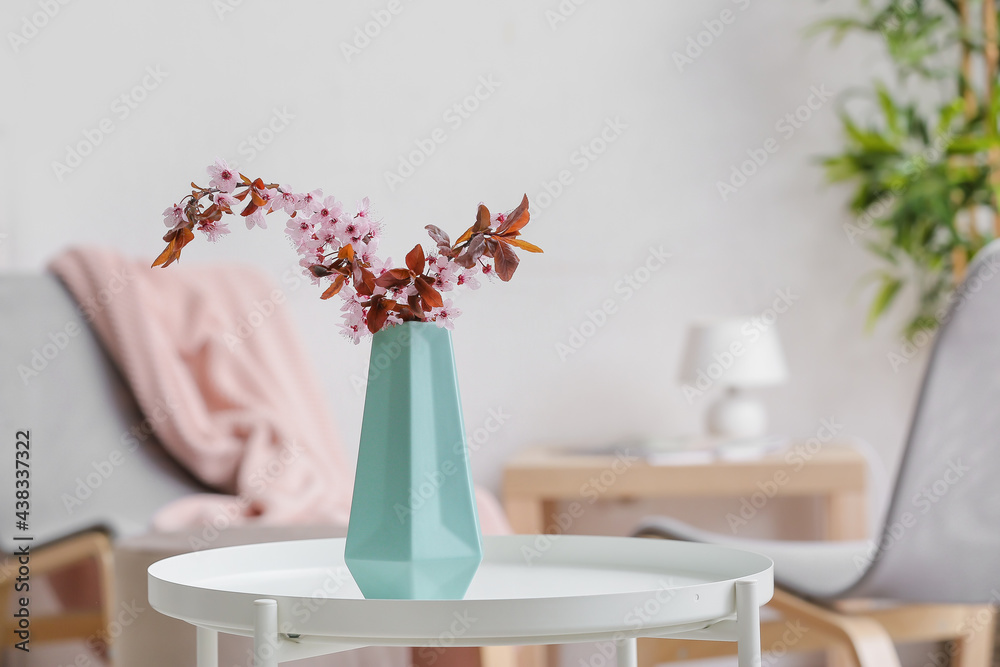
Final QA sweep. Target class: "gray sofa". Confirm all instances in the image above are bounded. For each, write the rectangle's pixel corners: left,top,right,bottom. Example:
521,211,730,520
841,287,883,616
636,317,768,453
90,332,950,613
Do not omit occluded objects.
0,274,404,667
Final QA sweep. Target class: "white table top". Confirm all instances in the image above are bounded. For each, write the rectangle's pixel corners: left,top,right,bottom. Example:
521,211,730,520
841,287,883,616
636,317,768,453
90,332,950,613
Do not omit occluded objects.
149,535,773,646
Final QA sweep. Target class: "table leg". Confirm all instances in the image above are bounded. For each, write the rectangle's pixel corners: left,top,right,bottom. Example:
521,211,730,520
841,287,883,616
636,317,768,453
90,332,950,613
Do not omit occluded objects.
197,627,218,667
736,580,761,667
825,490,867,540
254,599,279,667
616,638,637,667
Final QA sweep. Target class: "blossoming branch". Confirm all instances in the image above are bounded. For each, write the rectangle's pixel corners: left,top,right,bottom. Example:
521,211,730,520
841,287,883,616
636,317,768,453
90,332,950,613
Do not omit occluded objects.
155,158,542,342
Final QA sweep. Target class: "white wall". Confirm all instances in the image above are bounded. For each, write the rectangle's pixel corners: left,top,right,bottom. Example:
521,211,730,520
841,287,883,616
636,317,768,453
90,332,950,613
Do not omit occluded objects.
1,0,926,526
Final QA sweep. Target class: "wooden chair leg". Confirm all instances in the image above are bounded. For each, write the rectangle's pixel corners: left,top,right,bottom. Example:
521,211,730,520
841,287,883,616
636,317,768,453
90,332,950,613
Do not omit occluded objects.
768,589,901,667
481,645,519,667
952,606,997,667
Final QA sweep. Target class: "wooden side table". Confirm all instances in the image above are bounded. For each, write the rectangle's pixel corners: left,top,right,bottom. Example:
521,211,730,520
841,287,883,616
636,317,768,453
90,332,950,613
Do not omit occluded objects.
503,443,868,541
502,443,868,667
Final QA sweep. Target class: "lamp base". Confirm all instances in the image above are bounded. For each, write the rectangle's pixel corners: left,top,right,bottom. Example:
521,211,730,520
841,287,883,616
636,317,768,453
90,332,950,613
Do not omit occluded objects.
706,390,767,439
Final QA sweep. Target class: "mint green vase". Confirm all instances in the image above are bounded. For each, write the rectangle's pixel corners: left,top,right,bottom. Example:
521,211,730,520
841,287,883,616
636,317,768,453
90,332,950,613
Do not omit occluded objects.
344,321,483,599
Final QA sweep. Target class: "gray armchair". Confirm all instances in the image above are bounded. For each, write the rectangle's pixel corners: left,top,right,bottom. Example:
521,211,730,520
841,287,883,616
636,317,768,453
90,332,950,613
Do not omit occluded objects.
635,240,1000,666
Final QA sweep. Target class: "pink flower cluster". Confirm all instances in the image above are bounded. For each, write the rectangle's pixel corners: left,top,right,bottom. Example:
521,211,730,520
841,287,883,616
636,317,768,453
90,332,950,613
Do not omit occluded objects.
156,158,539,344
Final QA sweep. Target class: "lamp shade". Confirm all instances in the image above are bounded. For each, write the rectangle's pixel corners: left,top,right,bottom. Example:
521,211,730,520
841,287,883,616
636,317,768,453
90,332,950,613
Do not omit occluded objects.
679,318,789,388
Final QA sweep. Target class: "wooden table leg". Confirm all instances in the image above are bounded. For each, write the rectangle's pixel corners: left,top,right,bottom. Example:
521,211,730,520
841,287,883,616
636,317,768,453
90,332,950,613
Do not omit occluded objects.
825,490,867,540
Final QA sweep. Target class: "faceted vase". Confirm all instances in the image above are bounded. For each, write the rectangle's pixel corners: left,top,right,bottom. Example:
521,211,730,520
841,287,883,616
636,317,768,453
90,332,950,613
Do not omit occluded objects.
344,321,483,599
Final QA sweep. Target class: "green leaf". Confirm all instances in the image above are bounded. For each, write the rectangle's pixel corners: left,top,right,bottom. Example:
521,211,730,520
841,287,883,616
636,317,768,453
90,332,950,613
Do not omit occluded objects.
866,276,902,331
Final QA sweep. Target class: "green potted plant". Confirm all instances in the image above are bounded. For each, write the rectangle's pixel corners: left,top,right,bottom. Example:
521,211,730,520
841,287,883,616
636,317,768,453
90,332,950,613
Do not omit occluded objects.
818,0,1000,336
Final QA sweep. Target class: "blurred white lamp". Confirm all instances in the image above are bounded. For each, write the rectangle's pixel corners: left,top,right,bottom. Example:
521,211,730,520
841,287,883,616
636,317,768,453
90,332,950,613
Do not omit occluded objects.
679,319,789,439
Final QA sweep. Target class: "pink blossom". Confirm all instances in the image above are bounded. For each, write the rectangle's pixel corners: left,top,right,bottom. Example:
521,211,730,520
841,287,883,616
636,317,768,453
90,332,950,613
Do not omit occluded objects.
356,197,371,218
163,203,187,229
299,190,324,215
213,192,236,210
199,219,231,243
456,268,481,290
433,264,458,292
432,299,461,330
314,196,345,233
358,238,381,266
285,217,314,248
338,217,370,246
256,188,279,212
480,262,496,281
246,208,267,230
273,186,299,215
207,158,239,193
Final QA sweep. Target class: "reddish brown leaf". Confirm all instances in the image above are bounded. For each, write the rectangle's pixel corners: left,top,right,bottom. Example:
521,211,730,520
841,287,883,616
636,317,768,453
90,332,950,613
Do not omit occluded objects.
251,189,267,206
309,264,332,277
415,275,444,309
499,236,543,253
357,267,377,296
425,225,451,248
408,293,425,320
374,268,412,289
484,237,499,258
338,244,355,261
454,234,485,268
473,204,491,233
493,237,520,281
366,296,395,334
234,188,250,201
405,243,426,274
497,194,530,235
454,225,476,246
151,227,194,268
252,177,265,190
240,174,253,185
240,201,259,217
320,275,346,300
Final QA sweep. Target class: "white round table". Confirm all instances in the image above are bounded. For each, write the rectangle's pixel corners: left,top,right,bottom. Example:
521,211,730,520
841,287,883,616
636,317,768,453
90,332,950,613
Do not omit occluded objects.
148,535,773,667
